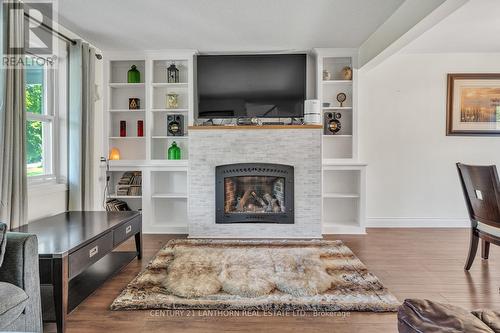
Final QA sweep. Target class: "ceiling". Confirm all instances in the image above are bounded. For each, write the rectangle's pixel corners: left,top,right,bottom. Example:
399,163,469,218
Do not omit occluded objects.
56,0,405,52
404,0,500,53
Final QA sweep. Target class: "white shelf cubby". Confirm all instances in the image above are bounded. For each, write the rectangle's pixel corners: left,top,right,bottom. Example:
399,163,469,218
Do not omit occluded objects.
321,163,366,234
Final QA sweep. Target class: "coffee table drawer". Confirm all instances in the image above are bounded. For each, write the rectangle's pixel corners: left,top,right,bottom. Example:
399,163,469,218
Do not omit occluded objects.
69,231,113,279
114,216,141,247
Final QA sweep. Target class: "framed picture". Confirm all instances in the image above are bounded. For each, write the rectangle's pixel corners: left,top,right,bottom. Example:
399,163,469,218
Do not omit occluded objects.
447,73,500,136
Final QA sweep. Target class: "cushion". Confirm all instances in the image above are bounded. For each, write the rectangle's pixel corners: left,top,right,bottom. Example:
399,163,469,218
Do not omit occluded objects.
473,309,500,333
398,299,494,333
0,222,6,267
0,282,28,329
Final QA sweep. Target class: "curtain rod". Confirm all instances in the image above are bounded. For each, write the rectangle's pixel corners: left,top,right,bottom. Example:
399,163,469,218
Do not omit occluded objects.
23,12,102,59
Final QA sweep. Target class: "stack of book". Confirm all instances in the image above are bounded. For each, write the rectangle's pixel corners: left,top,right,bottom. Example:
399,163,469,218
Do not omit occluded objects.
115,171,142,196
105,199,130,211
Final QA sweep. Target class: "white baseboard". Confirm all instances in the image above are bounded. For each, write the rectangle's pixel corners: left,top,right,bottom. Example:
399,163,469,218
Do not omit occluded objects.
322,225,366,235
366,217,469,228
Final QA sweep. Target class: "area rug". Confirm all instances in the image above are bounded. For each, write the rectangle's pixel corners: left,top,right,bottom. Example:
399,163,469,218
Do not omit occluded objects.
111,239,399,312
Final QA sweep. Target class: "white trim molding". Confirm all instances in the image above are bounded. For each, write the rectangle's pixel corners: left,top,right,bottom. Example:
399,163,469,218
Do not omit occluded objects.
366,217,469,228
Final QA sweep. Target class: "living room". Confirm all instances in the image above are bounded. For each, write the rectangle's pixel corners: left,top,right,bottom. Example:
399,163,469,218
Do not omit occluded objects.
1,0,500,332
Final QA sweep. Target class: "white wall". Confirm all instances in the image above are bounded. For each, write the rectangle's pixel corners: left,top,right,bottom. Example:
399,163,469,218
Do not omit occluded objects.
359,53,500,226
27,184,67,221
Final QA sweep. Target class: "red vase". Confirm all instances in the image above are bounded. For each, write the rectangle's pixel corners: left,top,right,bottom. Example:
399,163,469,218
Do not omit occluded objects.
137,120,144,137
120,121,126,137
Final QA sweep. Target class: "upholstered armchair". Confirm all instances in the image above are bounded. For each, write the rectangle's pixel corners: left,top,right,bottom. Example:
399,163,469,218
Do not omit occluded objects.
0,222,43,332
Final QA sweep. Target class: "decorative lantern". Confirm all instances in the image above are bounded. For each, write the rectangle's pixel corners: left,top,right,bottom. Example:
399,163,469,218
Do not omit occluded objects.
167,63,179,83
128,98,140,110
127,65,140,83
109,147,121,160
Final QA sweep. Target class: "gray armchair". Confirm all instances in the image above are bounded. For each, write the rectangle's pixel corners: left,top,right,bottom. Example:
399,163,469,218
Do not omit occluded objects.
0,230,42,332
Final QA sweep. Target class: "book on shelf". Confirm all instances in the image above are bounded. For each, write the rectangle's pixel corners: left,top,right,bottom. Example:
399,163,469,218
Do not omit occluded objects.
117,171,142,186
105,199,131,211
115,185,142,196
114,171,143,196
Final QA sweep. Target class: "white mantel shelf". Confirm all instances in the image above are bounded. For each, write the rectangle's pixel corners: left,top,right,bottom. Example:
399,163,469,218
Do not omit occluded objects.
188,125,322,130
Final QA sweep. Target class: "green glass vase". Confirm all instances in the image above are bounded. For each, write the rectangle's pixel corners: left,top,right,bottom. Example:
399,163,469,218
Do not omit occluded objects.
127,65,140,83
168,141,181,160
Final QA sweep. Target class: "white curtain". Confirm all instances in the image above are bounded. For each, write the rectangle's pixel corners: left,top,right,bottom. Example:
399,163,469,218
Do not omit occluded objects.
0,2,27,229
68,41,96,210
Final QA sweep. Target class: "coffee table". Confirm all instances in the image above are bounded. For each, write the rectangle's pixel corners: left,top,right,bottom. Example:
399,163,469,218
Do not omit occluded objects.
14,211,142,333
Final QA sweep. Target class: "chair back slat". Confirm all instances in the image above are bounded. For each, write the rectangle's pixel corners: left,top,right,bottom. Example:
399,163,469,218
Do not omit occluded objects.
457,163,500,227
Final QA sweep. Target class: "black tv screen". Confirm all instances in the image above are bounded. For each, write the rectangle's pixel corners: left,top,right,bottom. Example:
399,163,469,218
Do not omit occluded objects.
197,54,306,119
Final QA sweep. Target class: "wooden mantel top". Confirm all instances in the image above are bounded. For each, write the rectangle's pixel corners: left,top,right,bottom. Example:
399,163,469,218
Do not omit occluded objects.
188,124,323,130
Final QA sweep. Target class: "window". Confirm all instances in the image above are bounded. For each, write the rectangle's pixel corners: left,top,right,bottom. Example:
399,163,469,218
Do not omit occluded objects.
24,40,68,183
25,61,53,178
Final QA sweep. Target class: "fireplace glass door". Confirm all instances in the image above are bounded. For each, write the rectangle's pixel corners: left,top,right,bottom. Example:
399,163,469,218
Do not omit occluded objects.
216,163,294,224
224,176,286,214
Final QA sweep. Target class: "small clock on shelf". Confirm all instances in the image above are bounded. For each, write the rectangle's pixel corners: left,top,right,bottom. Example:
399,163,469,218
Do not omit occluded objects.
336,93,347,107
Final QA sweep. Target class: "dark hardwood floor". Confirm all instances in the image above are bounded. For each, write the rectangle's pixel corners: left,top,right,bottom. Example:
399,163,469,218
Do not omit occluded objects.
45,228,500,333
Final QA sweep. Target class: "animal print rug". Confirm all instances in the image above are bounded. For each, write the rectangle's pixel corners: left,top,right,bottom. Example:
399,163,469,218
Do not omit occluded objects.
111,239,399,312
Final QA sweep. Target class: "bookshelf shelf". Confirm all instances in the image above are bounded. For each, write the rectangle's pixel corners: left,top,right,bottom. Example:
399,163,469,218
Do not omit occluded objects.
109,109,145,113
109,83,145,88
109,195,142,199
152,83,188,88
322,106,352,111
322,80,353,85
151,108,189,112
109,136,145,139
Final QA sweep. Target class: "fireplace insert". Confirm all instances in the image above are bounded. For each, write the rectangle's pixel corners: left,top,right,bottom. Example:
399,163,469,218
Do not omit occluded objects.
215,163,294,224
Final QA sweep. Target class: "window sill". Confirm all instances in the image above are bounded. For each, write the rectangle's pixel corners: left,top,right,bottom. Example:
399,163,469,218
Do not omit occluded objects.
28,182,68,196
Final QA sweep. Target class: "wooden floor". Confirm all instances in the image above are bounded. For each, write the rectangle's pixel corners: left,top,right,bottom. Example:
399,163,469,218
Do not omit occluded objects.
46,228,500,333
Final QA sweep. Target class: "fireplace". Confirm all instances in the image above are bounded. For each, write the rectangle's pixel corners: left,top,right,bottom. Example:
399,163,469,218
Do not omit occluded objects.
215,163,294,224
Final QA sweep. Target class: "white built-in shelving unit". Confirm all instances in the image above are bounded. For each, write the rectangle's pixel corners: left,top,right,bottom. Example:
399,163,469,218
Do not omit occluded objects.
103,49,365,235
103,51,195,233
314,48,367,234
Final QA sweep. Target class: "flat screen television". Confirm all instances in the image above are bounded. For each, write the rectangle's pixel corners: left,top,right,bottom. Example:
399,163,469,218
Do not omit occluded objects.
197,54,306,119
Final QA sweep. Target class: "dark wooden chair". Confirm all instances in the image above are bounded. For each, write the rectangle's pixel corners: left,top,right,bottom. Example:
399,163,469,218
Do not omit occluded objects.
457,163,500,270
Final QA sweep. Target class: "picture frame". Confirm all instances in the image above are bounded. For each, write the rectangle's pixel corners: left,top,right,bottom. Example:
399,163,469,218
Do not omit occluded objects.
446,73,500,136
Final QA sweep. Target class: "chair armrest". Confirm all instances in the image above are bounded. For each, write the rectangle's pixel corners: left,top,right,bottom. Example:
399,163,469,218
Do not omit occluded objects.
0,232,42,332
0,232,38,287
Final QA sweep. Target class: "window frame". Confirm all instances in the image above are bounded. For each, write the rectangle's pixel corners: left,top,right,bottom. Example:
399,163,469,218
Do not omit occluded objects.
25,57,60,184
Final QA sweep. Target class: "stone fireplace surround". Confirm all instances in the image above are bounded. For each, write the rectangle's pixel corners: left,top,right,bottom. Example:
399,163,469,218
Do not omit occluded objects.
188,126,322,238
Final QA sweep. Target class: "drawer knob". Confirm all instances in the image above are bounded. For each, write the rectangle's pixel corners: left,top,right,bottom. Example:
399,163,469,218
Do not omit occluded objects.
126,225,132,234
89,246,99,258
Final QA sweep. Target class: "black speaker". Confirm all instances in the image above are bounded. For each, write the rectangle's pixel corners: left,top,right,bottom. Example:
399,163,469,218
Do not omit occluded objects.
324,112,342,135
167,114,184,136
